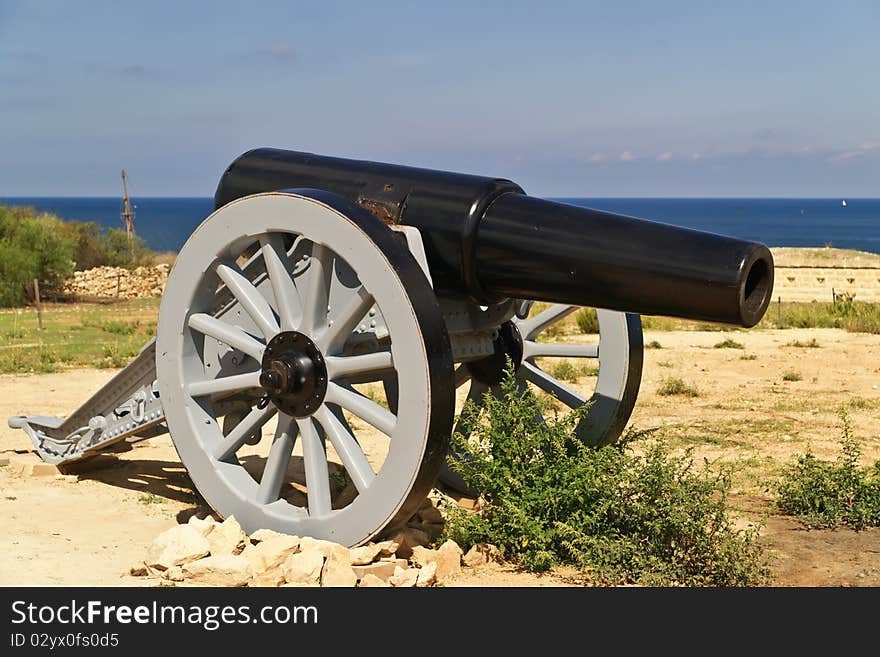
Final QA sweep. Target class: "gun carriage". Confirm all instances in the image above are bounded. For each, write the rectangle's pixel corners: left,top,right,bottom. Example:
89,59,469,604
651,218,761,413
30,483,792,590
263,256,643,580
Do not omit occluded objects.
10,148,774,546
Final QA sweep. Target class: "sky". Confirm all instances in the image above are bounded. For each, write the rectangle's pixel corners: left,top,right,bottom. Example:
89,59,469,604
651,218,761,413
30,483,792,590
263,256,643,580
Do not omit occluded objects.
1,1,878,197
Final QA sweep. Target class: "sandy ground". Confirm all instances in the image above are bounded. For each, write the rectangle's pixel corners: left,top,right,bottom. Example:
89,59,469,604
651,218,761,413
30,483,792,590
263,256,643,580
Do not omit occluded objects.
2,327,879,587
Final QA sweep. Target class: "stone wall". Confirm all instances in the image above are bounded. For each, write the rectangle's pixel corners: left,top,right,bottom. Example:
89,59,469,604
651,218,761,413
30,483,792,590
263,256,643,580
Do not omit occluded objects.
62,264,170,300
772,266,880,302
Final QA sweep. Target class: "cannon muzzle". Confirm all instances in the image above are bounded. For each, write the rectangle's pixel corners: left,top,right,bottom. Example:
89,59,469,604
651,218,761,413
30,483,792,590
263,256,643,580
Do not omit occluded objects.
215,148,774,327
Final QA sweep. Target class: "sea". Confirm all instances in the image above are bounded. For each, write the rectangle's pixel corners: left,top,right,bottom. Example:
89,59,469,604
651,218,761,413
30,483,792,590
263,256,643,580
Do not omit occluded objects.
1,196,878,255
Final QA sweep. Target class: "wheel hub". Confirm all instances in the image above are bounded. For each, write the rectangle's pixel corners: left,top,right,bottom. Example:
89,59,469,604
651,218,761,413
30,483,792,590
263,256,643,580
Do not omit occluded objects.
260,331,327,417
466,321,524,386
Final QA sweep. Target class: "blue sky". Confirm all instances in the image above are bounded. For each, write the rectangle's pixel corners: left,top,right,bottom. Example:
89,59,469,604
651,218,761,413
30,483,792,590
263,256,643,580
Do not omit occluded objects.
1,1,878,197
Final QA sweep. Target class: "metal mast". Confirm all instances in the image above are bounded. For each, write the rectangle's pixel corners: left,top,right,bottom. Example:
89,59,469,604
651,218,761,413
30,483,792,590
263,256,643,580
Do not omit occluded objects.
121,169,136,264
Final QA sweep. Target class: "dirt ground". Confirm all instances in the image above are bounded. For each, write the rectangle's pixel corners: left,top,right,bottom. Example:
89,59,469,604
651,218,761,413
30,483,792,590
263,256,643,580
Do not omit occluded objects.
2,326,879,587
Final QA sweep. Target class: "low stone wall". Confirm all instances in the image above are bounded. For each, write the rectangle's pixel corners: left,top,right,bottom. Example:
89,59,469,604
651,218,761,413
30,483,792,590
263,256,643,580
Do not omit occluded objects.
62,264,170,300
772,266,880,302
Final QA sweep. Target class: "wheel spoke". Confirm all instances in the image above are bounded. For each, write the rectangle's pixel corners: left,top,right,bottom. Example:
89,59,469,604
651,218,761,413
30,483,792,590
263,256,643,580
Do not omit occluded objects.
326,351,393,381
314,406,375,494
516,304,578,340
454,365,471,388
521,360,586,409
298,417,332,517
213,403,277,461
260,235,302,332
188,370,262,397
257,414,297,505
523,341,599,360
320,286,374,353
188,313,265,362
325,382,397,436
215,263,280,339
299,242,332,334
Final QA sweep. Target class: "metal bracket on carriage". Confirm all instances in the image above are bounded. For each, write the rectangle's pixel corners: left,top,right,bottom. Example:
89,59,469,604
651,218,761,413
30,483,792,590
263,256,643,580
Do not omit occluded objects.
7,338,168,465
9,381,167,466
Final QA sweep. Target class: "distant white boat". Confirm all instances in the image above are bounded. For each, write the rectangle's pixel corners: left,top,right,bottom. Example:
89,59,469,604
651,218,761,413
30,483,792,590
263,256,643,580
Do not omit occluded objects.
842,199,847,207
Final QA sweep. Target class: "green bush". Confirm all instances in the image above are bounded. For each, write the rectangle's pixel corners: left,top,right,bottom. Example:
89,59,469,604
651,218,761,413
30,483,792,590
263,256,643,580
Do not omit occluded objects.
775,412,880,529
0,204,76,305
657,377,700,397
575,308,599,334
714,338,744,349
782,370,802,382
443,363,769,585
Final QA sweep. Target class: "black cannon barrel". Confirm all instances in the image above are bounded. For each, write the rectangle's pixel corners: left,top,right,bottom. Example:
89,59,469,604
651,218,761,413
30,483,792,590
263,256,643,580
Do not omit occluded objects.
215,148,774,327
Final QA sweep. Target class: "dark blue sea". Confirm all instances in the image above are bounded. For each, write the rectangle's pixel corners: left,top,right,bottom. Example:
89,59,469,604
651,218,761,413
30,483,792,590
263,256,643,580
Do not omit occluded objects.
1,196,878,255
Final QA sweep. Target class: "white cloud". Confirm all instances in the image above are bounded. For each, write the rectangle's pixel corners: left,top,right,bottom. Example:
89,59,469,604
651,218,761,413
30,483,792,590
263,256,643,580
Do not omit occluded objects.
691,152,701,160
589,152,607,162
656,151,673,161
830,142,880,162
619,151,636,161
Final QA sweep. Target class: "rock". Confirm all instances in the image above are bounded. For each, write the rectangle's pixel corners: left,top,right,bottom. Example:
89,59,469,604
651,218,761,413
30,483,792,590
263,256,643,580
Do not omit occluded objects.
281,550,324,586
349,543,382,566
129,565,148,577
375,540,399,557
420,522,446,541
390,527,429,559
463,543,503,568
186,515,216,537
207,516,247,556
180,554,252,587
241,534,300,573
298,536,351,562
417,504,445,524
416,561,437,587
409,545,438,569
434,540,463,582
250,566,286,588
321,549,358,587
409,540,462,583
146,524,211,570
358,574,390,588
8,453,60,477
389,565,419,587
164,566,185,581
352,559,408,582
249,528,291,543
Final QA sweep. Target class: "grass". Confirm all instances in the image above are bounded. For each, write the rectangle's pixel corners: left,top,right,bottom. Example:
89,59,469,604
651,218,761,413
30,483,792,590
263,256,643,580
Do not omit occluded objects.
547,359,598,382
443,363,770,585
775,412,880,529
645,340,663,349
782,370,803,382
0,299,160,373
714,338,745,349
785,338,821,348
739,353,758,360
758,300,880,334
657,377,700,397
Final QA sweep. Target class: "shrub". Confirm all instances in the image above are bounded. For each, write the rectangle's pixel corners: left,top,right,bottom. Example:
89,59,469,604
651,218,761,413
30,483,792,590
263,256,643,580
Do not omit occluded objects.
443,363,769,585
740,354,757,361
0,204,76,305
785,338,820,348
782,370,802,382
714,338,745,349
657,377,700,397
775,412,880,529
575,308,599,334
646,340,663,349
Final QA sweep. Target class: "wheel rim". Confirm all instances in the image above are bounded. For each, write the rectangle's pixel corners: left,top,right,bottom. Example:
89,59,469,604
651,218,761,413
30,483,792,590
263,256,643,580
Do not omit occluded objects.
157,191,453,546
440,304,642,492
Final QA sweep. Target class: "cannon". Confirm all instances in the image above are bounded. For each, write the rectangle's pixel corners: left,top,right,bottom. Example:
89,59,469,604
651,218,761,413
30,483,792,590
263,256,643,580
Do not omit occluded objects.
9,148,774,547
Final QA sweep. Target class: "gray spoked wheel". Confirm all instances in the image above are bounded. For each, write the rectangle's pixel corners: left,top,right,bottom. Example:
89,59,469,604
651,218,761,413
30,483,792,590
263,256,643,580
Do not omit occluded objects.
439,305,643,493
157,191,453,547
